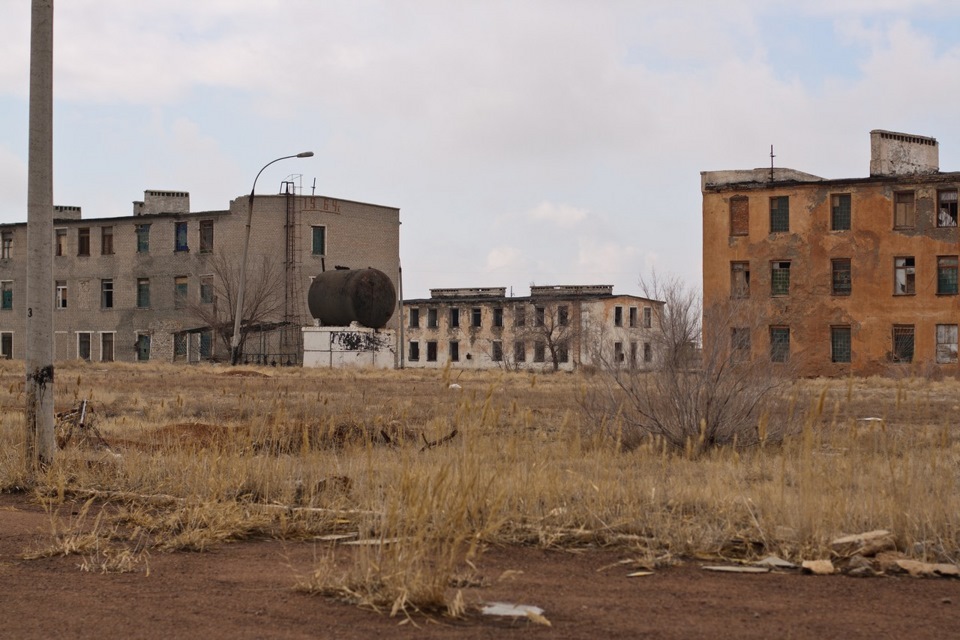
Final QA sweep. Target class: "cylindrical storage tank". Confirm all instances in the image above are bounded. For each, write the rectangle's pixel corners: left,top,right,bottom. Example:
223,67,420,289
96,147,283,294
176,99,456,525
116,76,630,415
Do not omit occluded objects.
308,268,397,329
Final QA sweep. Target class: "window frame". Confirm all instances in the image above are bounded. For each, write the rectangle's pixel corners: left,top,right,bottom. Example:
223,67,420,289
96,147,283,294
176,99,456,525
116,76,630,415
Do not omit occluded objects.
137,278,151,309
730,261,750,298
199,220,214,253
832,258,852,296
100,279,114,309
769,326,790,363
831,193,851,231
136,223,150,253
77,227,90,256
311,225,326,256
409,308,420,329
938,189,958,228
892,325,915,363
894,191,916,229
831,325,852,364
55,280,67,309
769,196,789,233
770,260,791,297
0,281,12,311
937,256,958,295
174,221,189,252
101,226,114,255
936,324,958,364
894,256,916,295
408,340,420,362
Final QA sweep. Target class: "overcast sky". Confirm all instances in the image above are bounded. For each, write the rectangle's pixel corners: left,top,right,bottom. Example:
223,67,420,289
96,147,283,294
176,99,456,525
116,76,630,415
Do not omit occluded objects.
3,1,960,299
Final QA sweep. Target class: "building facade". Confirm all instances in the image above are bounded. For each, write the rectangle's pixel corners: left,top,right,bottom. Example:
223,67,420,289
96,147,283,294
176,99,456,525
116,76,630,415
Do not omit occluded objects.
702,129,960,376
401,285,663,371
0,188,401,364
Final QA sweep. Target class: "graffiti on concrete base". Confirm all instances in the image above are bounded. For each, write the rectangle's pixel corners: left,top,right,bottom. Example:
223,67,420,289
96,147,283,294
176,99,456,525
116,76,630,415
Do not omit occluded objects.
331,331,390,352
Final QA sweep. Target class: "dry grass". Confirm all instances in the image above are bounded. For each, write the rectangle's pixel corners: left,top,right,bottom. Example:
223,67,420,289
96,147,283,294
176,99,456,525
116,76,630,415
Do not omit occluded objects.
2,360,960,615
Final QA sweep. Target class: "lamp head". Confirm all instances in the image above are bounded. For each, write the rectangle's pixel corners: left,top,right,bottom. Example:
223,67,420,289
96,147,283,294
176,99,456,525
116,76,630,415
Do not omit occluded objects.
297,151,315,158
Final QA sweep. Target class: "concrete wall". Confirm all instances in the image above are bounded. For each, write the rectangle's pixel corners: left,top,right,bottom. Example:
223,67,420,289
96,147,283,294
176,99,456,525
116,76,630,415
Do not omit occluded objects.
703,159,960,376
302,326,396,369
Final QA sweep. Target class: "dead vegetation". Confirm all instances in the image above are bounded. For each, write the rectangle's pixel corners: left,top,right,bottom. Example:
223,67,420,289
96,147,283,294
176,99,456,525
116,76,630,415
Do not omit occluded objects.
1,359,959,618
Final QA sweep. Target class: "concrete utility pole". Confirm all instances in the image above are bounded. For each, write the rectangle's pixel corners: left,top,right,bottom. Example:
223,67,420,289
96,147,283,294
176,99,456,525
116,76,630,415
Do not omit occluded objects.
25,0,56,468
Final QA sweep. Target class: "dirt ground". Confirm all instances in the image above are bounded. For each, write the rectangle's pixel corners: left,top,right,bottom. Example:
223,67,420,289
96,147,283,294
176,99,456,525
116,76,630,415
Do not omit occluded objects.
1,492,957,640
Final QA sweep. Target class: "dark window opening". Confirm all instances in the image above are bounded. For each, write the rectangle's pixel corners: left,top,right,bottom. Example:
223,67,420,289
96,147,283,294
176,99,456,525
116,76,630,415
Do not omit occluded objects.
514,341,526,362
831,194,851,231
426,341,438,362
450,308,460,328
558,306,569,327
409,308,420,328
199,220,214,253
493,307,503,328
78,228,90,256
831,326,851,363
832,259,852,296
175,221,188,252
770,326,790,363
894,257,915,295
892,325,914,363
450,341,459,362
427,308,438,328
938,190,958,228
492,341,503,362
614,306,623,327
409,341,420,362
101,226,114,255
101,279,114,309
471,307,482,328
731,262,750,298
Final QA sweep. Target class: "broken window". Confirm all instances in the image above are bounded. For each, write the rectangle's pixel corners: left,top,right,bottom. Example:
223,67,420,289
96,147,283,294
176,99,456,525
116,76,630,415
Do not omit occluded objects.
643,306,652,328
831,194,851,231
514,306,526,327
534,341,545,363
0,332,11,359
492,341,503,362
643,342,653,363
769,196,789,233
101,226,114,255
938,256,958,295
731,262,750,298
174,333,187,360
101,279,114,309
731,327,750,360
199,220,214,253
493,307,503,328
136,224,150,253
175,276,189,307
101,332,114,363
832,259,851,296
137,278,150,308
558,305,569,327
514,341,526,363
312,226,326,256
894,257,915,295
409,341,420,362
77,332,91,361
450,308,460,328
892,325,914,363
614,341,624,363
831,326,851,364
449,341,459,362
535,306,545,326
771,261,790,297
894,192,915,229
426,341,437,362
427,308,438,328
614,306,623,327
56,280,67,309
770,326,790,363
729,196,749,236
936,324,958,364
628,307,637,328
55,228,66,256
0,281,11,310
409,308,420,328
78,228,90,256
1,232,11,259
471,307,482,328
938,190,958,227
200,276,214,304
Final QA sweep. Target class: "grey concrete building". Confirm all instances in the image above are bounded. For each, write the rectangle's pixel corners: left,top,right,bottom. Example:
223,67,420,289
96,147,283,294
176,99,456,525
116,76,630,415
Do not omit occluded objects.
402,285,664,371
0,188,401,364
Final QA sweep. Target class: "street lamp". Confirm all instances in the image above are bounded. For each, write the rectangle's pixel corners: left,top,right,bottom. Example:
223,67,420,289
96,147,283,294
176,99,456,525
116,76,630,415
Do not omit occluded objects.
230,151,314,365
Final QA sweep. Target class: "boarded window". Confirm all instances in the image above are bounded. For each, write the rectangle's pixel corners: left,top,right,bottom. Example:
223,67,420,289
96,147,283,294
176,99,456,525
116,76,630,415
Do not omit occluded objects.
936,325,958,364
770,326,790,363
832,259,851,296
200,331,212,359
894,257,915,295
771,261,790,296
729,196,749,236
731,262,750,298
136,334,151,361
892,325,914,363
831,326,851,363
938,190,958,227
937,256,958,295
174,333,187,360
894,192,915,229
831,194,851,231
770,196,789,233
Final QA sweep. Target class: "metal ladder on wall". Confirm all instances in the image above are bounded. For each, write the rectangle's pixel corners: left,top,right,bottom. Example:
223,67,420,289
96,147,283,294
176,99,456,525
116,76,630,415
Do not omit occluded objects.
282,182,304,364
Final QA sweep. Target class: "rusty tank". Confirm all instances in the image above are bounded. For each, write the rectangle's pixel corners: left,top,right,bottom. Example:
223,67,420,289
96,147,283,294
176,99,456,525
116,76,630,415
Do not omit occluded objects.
307,268,397,329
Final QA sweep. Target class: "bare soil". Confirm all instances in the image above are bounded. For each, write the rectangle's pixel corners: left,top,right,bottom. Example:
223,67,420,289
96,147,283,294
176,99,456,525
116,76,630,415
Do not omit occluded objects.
2,492,956,640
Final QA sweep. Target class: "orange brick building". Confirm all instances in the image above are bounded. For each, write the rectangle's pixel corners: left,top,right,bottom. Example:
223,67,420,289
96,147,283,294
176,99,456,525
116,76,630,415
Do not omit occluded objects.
702,130,960,376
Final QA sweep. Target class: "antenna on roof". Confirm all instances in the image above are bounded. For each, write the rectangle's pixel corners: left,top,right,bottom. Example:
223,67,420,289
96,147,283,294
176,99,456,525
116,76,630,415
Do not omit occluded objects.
311,177,316,196
769,144,775,182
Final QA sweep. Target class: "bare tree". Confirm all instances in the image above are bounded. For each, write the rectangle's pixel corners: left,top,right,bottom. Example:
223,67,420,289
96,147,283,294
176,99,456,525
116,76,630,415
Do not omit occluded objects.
584,273,795,456
514,300,578,372
186,252,284,361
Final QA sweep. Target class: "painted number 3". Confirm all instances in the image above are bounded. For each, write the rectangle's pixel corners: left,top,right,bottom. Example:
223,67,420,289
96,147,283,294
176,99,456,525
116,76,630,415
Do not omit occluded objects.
27,308,32,317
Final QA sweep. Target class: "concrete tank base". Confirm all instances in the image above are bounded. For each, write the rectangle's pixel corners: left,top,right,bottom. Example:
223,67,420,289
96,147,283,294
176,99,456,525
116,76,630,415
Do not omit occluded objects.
302,325,396,369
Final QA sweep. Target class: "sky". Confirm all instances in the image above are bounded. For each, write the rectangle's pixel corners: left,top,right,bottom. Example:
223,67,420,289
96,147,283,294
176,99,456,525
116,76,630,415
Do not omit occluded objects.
3,1,960,299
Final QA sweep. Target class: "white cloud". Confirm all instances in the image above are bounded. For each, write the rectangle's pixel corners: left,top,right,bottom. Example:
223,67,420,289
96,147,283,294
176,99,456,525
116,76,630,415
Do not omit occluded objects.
527,202,588,229
485,246,524,272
